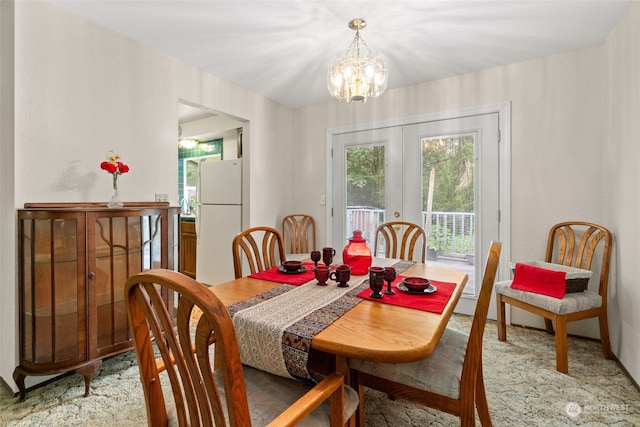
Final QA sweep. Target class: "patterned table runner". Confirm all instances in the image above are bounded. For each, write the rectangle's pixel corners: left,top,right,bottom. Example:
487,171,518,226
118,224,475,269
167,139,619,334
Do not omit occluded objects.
228,258,413,380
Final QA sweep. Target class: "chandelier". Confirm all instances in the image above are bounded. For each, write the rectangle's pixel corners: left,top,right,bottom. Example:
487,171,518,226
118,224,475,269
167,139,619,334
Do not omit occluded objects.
327,18,388,103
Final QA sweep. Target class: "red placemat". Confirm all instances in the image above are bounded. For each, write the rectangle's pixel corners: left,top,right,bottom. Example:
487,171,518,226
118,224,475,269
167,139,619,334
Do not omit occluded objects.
356,275,456,314
249,262,316,286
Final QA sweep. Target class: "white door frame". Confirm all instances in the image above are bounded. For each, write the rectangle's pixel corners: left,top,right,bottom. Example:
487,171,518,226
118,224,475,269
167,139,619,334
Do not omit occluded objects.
325,102,512,320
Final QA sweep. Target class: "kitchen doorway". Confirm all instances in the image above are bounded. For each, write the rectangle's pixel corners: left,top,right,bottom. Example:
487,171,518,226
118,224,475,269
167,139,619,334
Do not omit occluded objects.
177,101,246,214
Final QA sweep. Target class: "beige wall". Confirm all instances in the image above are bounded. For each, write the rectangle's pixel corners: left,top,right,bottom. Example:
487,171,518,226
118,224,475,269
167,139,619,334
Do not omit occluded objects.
0,0,292,390
603,1,640,383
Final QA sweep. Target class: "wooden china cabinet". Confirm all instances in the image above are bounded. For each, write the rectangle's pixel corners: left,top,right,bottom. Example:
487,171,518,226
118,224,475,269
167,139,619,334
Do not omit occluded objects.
14,202,180,401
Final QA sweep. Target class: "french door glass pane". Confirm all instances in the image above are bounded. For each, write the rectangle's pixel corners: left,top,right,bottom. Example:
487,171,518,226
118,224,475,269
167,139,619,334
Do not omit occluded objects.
422,133,476,295
345,145,386,245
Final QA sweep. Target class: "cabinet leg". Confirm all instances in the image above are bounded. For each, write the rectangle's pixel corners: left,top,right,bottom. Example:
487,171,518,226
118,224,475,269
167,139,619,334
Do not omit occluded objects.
76,360,102,397
13,367,27,402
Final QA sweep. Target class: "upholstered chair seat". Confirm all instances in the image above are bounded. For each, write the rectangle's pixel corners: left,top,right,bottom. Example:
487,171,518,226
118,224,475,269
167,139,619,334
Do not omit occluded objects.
162,367,359,426
212,367,359,426
495,281,602,314
163,367,359,426
349,327,467,400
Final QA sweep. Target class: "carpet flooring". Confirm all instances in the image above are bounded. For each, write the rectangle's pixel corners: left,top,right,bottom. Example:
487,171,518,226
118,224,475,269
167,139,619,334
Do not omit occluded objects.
1,314,639,426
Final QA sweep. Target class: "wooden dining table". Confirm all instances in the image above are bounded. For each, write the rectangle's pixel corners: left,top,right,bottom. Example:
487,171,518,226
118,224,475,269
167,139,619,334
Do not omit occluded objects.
204,260,468,376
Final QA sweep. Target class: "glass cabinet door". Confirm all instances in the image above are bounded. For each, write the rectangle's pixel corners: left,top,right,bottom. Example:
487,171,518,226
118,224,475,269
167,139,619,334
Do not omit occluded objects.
18,212,87,368
88,210,165,357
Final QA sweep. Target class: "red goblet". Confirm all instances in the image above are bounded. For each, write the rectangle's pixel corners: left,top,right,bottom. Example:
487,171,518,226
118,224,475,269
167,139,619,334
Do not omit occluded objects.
383,267,396,295
310,250,321,268
368,267,385,298
322,247,335,267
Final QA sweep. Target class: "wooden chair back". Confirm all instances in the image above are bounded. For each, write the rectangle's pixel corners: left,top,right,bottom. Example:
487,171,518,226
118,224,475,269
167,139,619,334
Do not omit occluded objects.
373,221,426,263
545,221,612,297
232,226,286,278
125,269,352,426
125,269,251,426
282,214,317,254
460,240,501,401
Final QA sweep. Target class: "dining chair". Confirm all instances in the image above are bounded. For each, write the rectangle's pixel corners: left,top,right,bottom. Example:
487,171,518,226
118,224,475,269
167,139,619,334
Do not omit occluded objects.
373,221,426,263
232,226,286,279
125,268,359,427
282,214,317,254
349,241,501,427
495,221,613,373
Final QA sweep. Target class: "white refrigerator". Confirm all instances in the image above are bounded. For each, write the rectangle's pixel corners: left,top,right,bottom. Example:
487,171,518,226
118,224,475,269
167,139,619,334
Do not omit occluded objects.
196,158,242,285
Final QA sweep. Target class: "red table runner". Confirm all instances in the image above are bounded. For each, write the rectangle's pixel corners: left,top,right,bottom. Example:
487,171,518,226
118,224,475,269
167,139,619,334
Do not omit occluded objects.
356,275,456,314
248,262,317,286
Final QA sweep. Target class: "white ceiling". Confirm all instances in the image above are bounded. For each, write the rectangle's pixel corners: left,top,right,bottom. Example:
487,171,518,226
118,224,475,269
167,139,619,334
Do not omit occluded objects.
47,0,631,109
177,102,217,124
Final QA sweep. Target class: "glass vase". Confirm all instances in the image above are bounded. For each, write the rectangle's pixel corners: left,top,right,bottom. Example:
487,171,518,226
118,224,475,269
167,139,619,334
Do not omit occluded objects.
108,177,123,208
342,230,372,275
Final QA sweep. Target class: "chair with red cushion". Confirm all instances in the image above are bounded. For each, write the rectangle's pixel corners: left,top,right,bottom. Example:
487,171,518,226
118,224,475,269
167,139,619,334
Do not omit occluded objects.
495,221,613,373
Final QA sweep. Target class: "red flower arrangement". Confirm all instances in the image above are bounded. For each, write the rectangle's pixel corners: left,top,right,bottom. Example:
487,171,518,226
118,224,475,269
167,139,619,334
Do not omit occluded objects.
100,151,130,190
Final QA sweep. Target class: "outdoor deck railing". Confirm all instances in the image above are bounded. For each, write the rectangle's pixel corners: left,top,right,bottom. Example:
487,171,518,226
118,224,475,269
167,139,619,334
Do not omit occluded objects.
346,208,475,256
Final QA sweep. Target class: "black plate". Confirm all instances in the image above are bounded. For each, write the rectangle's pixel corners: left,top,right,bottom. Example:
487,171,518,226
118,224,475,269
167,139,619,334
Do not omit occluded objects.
278,265,307,274
397,282,437,295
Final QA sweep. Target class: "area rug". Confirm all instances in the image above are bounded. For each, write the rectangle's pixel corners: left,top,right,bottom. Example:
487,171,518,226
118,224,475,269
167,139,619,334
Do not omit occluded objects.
1,314,638,426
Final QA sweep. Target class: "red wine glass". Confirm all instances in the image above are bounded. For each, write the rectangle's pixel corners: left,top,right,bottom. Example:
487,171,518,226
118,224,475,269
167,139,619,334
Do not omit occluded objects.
368,267,385,298
383,267,396,295
310,250,321,268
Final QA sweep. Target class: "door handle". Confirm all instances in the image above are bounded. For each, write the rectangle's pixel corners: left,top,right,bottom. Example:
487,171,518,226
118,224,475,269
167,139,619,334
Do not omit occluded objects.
394,211,400,218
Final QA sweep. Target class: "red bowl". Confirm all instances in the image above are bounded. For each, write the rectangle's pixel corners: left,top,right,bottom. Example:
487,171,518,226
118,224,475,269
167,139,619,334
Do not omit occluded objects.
402,277,431,291
282,260,303,272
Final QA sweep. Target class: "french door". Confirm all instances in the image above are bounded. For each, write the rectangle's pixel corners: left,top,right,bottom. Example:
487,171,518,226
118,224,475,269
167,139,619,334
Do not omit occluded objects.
331,113,500,314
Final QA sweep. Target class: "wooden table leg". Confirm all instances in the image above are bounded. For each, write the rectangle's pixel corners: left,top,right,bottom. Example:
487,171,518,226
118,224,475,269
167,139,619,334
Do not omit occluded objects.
334,355,349,379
